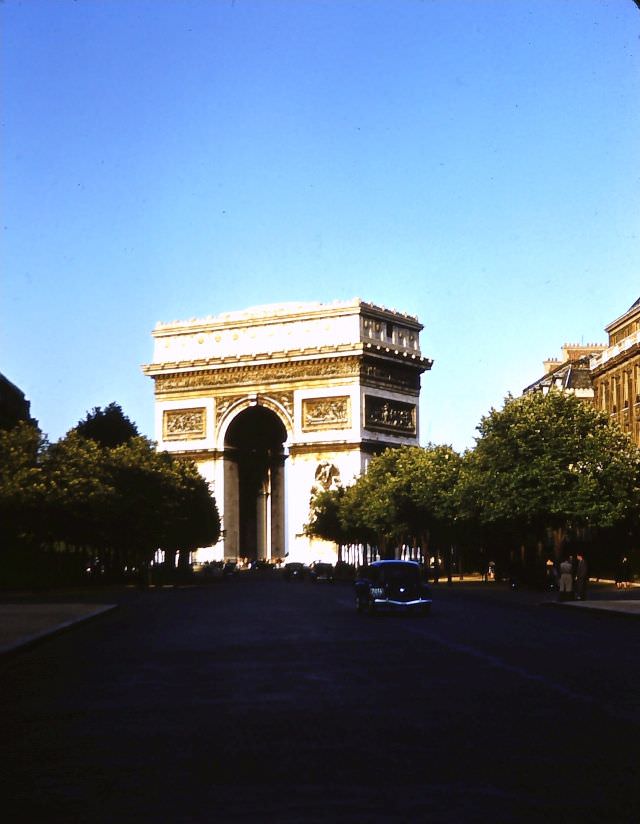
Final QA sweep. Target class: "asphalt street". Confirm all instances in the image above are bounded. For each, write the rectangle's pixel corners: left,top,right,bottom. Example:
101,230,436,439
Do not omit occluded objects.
1,578,639,823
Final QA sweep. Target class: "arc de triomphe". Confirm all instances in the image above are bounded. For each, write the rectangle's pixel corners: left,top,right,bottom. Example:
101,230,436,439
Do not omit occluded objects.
142,300,432,563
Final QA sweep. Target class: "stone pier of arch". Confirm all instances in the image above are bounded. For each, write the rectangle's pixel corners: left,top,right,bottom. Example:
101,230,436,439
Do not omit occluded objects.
142,300,432,565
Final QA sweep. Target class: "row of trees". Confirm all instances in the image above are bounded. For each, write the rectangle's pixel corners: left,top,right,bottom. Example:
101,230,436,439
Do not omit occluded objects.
0,404,220,586
306,392,640,582
3,390,638,586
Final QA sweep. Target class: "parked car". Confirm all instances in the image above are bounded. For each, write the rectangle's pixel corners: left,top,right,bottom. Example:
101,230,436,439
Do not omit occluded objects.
308,562,335,583
249,559,273,574
283,562,307,581
354,560,432,615
200,561,224,580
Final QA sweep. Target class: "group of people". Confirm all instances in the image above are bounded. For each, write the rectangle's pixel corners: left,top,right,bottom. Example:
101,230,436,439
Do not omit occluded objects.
555,552,589,601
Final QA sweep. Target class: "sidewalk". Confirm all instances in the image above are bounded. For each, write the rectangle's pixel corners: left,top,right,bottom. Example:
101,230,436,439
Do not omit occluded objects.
440,577,640,619
0,602,117,656
560,599,640,617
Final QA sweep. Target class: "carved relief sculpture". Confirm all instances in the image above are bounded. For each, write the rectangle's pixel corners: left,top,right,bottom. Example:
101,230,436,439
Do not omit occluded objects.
163,408,207,440
302,396,351,431
215,395,248,427
153,357,361,394
263,391,294,420
214,392,294,430
314,461,341,490
309,461,342,507
364,395,416,434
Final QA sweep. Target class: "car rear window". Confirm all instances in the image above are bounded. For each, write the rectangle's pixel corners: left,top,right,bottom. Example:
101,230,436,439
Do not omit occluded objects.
380,564,420,585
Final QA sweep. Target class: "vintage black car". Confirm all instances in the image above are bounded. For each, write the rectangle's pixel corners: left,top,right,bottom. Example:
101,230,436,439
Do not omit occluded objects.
354,560,432,615
283,561,307,581
308,561,335,583
222,561,239,577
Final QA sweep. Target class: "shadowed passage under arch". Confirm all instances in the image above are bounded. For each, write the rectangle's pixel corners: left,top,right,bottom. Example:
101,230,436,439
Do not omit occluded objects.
223,406,288,562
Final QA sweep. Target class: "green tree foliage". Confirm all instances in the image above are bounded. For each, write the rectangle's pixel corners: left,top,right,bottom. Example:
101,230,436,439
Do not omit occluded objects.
42,431,116,552
467,391,640,542
344,446,463,558
306,482,375,562
0,406,220,584
306,445,463,561
150,452,221,570
74,402,139,448
340,453,400,554
305,396,639,575
0,421,47,548
53,434,221,569
396,445,463,547
306,487,350,548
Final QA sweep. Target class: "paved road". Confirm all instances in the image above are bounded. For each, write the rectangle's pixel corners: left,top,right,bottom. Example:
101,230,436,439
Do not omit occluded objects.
2,579,639,823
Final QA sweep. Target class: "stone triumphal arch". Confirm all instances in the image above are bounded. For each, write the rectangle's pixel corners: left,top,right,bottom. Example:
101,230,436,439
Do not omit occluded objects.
142,300,432,563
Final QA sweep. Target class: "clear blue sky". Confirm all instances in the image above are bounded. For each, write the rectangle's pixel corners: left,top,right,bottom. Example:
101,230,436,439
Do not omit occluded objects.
2,0,639,451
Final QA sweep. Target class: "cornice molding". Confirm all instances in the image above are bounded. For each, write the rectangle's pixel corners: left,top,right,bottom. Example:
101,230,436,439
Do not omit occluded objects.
288,441,367,456
605,302,640,335
142,342,431,377
148,352,428,396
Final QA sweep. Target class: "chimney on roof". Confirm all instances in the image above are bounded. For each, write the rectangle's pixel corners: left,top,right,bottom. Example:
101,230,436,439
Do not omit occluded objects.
561,343,606,363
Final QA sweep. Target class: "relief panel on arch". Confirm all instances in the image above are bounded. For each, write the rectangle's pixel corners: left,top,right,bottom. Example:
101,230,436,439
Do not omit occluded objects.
302,396,351,431
364,395,416,435
163,408,207,441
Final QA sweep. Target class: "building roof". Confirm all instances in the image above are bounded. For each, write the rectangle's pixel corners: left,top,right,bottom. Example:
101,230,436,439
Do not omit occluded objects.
522,355,595,397
605,296,640,335
153,299,422,333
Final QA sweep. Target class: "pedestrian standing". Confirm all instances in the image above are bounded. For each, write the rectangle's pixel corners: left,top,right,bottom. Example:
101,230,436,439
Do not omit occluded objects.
616,556,632,589
558,556,574,601
432,556,440,584
574,553,588,600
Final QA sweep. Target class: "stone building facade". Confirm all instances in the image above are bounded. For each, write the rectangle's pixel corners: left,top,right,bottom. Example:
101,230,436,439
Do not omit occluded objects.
590,297,640,447
143,300,431,563
523,343,605,400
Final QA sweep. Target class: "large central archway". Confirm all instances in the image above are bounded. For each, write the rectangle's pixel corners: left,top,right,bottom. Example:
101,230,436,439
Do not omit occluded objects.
223,406,287,562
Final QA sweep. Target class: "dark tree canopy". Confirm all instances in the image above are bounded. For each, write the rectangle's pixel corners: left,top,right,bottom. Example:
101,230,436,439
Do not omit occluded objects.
306,487,350,546
74,402,139,448
305,393,640,574
3,389,638,586
468,391,640,538
0,404,220,584
0,420,47,548
306,445,464,560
